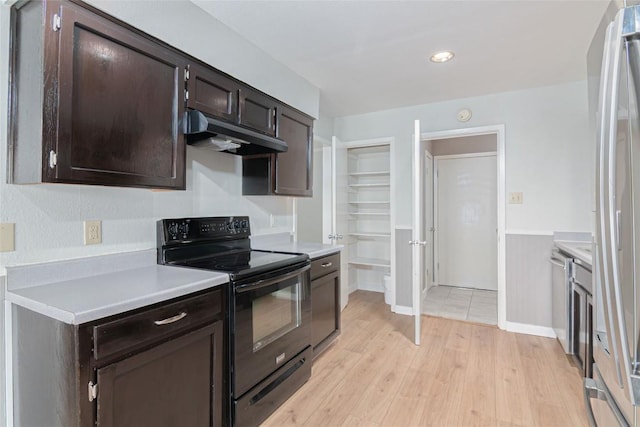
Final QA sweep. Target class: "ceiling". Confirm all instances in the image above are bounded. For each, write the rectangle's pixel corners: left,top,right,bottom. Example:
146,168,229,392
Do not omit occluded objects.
192,1,610,118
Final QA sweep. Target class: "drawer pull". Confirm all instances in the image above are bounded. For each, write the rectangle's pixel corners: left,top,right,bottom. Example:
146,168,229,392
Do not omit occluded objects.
154,312,187,326
321,262,333,268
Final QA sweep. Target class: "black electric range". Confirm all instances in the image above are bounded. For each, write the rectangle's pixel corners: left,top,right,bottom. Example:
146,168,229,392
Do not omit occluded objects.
157,216,312,427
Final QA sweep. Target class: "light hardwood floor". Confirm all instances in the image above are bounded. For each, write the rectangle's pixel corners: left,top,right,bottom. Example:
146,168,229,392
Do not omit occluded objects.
262,290,588,427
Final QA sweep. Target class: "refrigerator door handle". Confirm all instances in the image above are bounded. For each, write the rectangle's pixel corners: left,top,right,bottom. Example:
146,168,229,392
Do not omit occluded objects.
615,210,622,251
584,377,631,427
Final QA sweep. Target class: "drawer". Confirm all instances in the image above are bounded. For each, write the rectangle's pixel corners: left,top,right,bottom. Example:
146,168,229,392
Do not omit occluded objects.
311,253,340,280
93,288,222,361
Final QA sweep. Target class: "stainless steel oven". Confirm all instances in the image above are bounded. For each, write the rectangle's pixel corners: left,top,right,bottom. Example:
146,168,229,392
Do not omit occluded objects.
232,263,311,426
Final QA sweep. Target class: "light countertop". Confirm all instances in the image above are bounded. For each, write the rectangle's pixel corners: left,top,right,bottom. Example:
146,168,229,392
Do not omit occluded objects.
5,250,228,324
555,241,593,269
254,241,342,259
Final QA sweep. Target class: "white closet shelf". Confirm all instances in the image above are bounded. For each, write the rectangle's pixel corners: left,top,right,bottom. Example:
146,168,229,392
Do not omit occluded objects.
348,171,390,177
348,232,391,238
348,183,390,188
348,201,391,204
348,257,391,268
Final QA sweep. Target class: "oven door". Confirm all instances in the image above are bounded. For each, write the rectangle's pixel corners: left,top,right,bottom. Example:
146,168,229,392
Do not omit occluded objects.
233,263,311,397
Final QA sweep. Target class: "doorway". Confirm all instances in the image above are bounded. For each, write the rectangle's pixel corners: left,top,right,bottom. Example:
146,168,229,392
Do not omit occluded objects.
418,127,505,329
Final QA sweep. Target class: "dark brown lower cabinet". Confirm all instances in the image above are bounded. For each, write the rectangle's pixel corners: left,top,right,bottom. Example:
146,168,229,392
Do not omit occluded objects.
12,287,226,427
96,322,223,427
310,253,341,358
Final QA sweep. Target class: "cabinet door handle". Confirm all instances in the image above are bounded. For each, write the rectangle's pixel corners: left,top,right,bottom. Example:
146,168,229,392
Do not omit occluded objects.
154,312,187,326
321,262,333,268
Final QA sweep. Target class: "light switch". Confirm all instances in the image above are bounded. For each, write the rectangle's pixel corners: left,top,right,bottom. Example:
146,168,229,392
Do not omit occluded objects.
508,192,523,204
0,223,15,252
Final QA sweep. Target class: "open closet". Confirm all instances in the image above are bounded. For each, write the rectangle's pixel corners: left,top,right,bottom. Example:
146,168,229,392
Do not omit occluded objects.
345,143,393,299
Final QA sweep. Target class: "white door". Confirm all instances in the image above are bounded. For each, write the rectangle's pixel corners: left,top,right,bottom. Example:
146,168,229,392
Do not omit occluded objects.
423,151,434,303
332,136,349,310
435,154,497,290
411,120,425,345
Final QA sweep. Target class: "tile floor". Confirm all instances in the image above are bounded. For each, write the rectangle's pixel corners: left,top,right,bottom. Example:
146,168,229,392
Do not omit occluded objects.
423,285,497,325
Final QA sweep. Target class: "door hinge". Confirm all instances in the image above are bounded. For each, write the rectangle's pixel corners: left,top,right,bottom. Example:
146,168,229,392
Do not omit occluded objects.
185,89,189,101
184,66,190,82
48,150,57,169
52,13,61,32
88,381,98,402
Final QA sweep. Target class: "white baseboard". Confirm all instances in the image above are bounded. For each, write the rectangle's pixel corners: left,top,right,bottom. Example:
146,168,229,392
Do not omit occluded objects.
392,305,413,316
357,283,384,293
505,321,556,338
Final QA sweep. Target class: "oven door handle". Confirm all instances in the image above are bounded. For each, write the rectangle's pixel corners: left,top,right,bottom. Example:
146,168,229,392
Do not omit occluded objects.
235,264,310,294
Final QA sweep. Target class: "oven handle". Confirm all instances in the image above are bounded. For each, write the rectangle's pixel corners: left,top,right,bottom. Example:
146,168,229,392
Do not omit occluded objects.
235,264,310,294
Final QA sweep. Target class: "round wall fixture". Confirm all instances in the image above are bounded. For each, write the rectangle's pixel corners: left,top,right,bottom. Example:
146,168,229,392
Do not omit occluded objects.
457,108,472,122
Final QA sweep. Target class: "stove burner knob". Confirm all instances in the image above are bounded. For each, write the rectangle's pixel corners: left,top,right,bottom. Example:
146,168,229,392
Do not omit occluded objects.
241,219,249,229
167,223,178,239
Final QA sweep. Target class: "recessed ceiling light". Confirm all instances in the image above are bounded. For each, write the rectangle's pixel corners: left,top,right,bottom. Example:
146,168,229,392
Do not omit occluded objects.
430,51,455,63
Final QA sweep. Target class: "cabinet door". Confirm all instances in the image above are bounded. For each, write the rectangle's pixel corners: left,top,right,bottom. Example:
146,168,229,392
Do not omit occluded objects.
96,321,224,427
53,2,187,189
239,86,277,136
274,106,313,196
311,270,340,355
187,63,239,123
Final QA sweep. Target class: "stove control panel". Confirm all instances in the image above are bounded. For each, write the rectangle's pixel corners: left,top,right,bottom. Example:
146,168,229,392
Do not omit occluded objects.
158,216,251,244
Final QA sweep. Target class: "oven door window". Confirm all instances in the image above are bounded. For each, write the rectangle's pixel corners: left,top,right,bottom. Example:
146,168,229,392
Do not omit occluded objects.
252,281,301,352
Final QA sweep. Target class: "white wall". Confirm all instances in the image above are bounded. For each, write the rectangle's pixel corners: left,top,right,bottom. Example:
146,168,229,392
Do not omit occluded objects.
334,81,593,234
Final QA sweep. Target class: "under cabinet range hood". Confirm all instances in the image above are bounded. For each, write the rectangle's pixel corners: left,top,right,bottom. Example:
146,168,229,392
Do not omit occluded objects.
184,110,287,155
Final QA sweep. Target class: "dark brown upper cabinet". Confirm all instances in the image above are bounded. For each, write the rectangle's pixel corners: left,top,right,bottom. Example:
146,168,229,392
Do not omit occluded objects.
242,105,313,197
185,65,277,138
239,87,278,136
9,0,187,189
274,106,313,196
186,62,239,123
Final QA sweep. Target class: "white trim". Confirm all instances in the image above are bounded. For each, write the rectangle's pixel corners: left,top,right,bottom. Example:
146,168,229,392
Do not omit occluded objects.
392,305,413,316
395,225,412,230
356,283,384,293
343,136,394,149
423,150,434,294
422,125,501,140
313,135,332,146
389,139,397,308
421,124,507,331
505,321,557,338
505,229,554,236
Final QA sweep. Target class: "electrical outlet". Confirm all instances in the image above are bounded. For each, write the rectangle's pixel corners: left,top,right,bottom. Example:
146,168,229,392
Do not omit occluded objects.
84,220,102,245
508,192,523,204
0,223,15,252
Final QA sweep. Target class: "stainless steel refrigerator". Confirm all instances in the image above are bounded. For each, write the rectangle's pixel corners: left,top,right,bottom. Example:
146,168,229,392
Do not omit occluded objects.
587,2,640,426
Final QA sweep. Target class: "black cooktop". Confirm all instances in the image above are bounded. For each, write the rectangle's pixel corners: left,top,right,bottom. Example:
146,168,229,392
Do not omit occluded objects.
157,216,309,281
179,249,308,281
